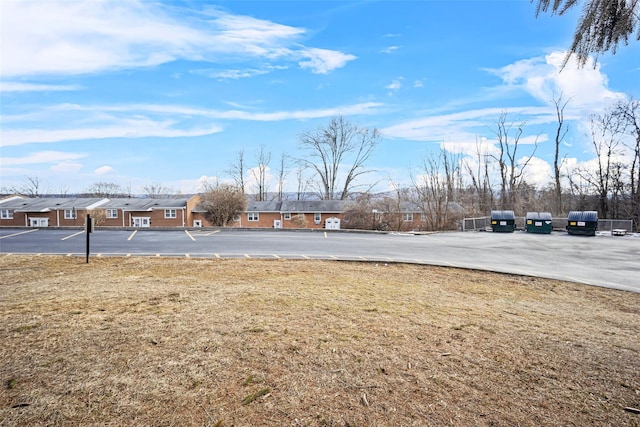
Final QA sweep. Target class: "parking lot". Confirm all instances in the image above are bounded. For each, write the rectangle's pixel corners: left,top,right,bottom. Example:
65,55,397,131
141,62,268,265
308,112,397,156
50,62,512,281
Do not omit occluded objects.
1,228,638,292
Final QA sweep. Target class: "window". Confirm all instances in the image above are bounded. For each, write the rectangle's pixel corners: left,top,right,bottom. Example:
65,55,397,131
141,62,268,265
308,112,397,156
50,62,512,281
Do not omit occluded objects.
64,209,76,219
164,209,177,219
421,213,427,222
402,213,413,222
106,209,118,219
1,209,13,219
314,213,321,224
248,212,259,221
284,213,291,220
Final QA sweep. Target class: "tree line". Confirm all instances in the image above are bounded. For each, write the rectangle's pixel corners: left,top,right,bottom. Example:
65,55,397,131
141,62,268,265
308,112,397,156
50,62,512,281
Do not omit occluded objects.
5,98,639,231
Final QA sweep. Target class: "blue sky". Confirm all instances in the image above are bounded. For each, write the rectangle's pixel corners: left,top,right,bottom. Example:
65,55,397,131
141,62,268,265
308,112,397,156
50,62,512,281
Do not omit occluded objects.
1,0,639,196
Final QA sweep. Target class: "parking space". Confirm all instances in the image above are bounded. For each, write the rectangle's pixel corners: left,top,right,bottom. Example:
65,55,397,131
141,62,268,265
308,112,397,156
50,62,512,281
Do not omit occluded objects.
0,228,638,292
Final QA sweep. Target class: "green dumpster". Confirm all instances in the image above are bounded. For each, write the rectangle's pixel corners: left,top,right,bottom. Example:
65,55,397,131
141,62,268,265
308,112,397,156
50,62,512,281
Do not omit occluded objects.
491,210,516,232
567,211,598,236
525,212,552,234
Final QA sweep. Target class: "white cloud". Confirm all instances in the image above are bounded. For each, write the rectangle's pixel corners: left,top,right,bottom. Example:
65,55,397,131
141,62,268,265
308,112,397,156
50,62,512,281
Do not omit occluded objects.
298,48,357,74
385,78,402,91
51,161,83,173
1,121,223,146
1,101,382,146
0,82,82,92
413,80,424,88
380,46,399,54
191,65,288,80
520,156,553,188
175,175,226,193
381,106,549,142
1,1,355,77
1,151,86,165
486,51,626,111
94,165,114,175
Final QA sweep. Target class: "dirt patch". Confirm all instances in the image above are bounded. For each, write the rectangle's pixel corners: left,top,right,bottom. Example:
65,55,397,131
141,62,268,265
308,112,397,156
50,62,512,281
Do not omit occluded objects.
1,255,638,426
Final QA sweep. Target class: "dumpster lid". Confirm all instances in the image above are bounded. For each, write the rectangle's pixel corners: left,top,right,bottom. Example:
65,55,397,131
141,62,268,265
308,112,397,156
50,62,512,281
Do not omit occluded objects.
526,212,552,220
568,211,598,222
491,210,515,220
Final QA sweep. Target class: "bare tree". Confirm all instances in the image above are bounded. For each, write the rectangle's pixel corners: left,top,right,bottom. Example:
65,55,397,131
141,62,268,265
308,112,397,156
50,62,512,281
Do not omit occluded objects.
5,176,47,197
251,145,271,201
85,182,123,198
489,112,538,210
226,149,246,194
534,0,640,68
143,183,175,198
299,116,380,200
342,192,376,230
552,93,571,214
411,148,462,231
576,112,626,217
294,161,311,200
612,97,640,228
275,153,289,202
463,137,494,215
200,181,247,227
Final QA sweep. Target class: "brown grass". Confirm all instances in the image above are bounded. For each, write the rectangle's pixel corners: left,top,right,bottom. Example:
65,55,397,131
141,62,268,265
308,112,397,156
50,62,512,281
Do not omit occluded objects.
0,255,638,426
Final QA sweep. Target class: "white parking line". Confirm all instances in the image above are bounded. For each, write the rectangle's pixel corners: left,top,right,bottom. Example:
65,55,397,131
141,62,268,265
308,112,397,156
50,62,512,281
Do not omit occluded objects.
127,230,137,241
61,231,84,241
0,229,39,239
205,230,220,236
185,230,195,241
244,254,251,258
214,254,220,258
273,254,280,259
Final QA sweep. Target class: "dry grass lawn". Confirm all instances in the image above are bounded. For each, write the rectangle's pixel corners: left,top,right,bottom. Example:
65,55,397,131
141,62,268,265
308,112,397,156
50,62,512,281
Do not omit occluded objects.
1,255,639,426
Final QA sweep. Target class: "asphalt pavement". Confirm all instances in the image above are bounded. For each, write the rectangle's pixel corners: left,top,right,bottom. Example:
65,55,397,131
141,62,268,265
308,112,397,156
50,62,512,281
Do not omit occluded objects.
1,228,638,293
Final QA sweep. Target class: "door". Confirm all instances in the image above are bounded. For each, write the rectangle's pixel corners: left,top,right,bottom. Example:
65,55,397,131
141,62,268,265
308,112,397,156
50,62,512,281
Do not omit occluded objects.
133,217,151,228
29,217,49,227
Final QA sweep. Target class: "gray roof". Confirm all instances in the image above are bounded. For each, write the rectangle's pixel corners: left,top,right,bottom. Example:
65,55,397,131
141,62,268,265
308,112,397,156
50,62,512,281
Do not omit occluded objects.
1,197,108,212
280,200,346,213
246,201,282,212
101,198,190,211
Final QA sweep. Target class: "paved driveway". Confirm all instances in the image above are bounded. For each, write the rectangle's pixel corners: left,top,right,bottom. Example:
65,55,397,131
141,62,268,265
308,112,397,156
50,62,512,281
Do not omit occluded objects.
1,228,638,293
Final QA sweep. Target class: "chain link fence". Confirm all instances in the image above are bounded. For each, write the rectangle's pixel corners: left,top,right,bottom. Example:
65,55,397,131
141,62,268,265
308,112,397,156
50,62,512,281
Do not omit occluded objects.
462,216,634,232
